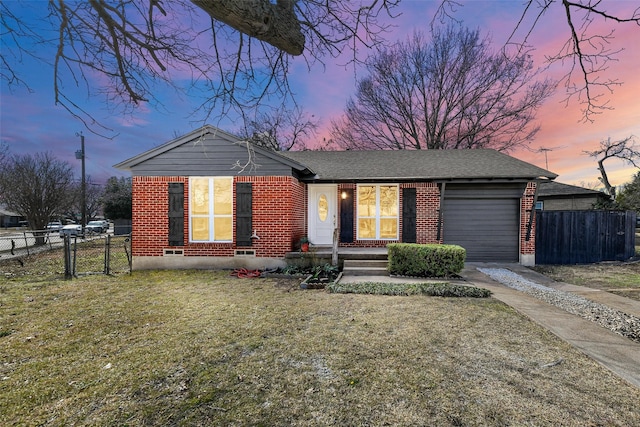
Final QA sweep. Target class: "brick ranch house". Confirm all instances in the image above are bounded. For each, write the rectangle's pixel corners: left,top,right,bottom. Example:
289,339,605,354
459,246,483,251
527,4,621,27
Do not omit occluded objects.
114,125,557,270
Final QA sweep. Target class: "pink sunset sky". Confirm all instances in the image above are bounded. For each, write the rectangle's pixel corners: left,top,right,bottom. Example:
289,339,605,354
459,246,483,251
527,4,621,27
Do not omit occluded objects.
1,1,638,188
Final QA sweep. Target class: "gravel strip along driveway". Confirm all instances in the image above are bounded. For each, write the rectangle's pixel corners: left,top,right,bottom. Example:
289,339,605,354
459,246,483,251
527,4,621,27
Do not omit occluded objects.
478,268,640,344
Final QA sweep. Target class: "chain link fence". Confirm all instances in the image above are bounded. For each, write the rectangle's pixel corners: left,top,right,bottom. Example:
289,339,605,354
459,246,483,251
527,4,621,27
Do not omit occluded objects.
0,229,61,257
62,234,132,277
0,229,131,277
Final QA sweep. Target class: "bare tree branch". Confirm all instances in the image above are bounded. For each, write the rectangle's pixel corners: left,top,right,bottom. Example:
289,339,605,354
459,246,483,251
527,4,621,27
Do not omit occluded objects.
439,0,640,122
0,2,43,92
192,0,305,55
583,135,640,197
231,140,260,174
2,1,400,135
237,105,319,151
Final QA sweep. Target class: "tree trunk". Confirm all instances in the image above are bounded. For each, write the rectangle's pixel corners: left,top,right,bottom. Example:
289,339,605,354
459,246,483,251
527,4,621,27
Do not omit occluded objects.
192,0,305,55
597,158,615,197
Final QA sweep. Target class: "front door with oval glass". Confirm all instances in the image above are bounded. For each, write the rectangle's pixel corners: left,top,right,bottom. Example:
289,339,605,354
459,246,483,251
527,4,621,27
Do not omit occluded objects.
308,185,337,245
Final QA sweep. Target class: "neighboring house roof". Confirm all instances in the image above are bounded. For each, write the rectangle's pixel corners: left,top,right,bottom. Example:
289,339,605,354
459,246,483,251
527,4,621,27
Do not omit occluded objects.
537,181,605,198
0,205,20,217
279,149,557,182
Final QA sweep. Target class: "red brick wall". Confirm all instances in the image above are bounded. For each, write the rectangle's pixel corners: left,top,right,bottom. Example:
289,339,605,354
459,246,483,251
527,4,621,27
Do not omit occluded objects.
132,177,537,261
520,181,537,256
235,176,306,257
132,175,304,258
132,176,183,257
413,183,441,244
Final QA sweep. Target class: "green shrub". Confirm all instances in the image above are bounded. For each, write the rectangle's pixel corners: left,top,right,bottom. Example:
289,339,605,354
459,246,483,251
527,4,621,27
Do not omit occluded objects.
387,243,465,278
326,281,490,298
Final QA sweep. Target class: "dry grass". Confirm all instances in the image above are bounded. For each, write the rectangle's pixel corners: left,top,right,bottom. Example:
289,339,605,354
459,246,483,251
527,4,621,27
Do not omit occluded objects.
532,261,640,301
2,265,640,426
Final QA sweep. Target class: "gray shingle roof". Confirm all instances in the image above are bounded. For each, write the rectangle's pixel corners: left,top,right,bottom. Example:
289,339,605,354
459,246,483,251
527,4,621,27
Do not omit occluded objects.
538,181,604,197
279,149,557,181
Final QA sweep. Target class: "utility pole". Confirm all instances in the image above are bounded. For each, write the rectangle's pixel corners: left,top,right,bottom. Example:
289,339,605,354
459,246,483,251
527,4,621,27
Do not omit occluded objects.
75,132,86,231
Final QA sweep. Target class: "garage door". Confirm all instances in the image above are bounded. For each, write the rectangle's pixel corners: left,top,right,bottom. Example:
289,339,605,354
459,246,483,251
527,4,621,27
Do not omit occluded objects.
442,197,520,262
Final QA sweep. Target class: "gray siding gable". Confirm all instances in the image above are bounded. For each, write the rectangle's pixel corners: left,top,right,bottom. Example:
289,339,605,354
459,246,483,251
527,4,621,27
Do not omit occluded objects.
114,125,310,177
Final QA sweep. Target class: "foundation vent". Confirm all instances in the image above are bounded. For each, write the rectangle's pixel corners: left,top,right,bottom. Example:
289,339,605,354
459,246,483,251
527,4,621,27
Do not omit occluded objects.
163,249,184,256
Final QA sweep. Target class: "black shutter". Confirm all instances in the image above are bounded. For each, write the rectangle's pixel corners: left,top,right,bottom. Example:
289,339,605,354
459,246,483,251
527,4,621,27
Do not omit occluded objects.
402,188,416,243
340,188,354,243
236,182,253,246
168,183,184,246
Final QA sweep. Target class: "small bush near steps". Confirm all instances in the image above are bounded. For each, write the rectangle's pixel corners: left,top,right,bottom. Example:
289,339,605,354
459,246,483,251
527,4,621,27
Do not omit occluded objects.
327,281,491,298
387,243,466,278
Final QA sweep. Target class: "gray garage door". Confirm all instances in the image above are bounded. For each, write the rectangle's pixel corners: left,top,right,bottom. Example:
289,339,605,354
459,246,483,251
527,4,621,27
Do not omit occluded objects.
442,197,520,262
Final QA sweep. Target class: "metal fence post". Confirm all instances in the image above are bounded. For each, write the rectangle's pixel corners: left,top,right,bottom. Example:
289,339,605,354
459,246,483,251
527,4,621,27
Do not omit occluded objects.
64,235,72,280
125,235,132,274
104,234,111,275
23,232,30,256
72,236,77,277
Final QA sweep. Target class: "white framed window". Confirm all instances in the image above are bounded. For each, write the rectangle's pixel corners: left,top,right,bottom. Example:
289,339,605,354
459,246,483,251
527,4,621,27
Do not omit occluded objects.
189,177,233,242
357,184,399,240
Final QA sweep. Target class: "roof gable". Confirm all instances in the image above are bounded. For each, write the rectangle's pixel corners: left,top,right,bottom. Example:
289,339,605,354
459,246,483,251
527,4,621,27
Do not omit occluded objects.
114,125,236,170
114,125,310,176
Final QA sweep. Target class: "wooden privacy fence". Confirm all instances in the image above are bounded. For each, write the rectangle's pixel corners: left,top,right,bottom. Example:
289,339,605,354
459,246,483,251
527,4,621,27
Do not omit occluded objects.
535,210,637,264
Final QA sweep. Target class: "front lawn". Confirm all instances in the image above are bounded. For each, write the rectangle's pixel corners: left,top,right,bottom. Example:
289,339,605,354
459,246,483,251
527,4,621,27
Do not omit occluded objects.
532,261,640,301
1,270,640,426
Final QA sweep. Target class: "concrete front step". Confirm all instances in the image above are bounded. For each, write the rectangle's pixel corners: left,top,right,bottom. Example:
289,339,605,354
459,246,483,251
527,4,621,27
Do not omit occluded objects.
343,259,387,268
342,266,389,276
343,259,388,276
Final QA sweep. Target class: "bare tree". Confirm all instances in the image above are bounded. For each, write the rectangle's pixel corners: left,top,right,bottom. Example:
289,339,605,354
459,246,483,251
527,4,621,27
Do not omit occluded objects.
0,152,75,242
0,141,8,166
65,177,105,223
238,106,318,151
584,136,640,197
1,0,398,134
438,1,640,122
331,27,555,151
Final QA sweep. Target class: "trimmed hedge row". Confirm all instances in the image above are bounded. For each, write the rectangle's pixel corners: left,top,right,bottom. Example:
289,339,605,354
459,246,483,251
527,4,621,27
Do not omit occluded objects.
326,281,491,298
387,243,466,278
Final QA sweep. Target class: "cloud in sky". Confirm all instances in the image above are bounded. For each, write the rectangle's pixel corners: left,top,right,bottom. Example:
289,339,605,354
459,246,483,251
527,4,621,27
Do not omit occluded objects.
1,1,638,187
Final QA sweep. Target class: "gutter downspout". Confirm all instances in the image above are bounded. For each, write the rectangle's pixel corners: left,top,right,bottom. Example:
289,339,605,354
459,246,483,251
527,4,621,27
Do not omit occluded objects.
436,182,446,242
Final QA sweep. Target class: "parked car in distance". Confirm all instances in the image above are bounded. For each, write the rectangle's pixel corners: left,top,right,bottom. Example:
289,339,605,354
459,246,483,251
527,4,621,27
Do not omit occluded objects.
59,224,83,237
86,220,108,233
46,221,63,232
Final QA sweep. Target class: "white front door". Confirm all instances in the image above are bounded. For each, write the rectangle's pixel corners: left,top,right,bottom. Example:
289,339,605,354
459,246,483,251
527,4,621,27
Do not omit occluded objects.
308,184,337,245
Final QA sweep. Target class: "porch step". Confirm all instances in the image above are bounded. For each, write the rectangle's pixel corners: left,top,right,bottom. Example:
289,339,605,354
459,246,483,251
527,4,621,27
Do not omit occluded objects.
342,259,389,276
